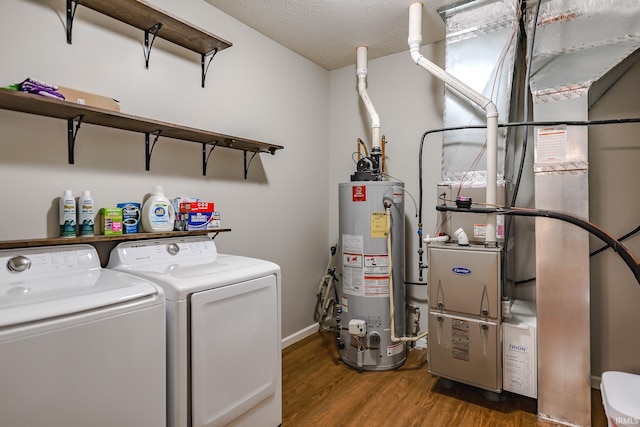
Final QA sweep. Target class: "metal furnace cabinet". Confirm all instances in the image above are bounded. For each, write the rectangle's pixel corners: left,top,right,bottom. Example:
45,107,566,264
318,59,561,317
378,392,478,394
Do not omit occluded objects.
427,244,503,392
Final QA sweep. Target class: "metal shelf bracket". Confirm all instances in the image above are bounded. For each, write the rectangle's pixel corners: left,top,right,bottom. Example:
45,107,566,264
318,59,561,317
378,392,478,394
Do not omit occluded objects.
202,141,219,176
201,49,219,88
243,150,260,180
66,0,79,44
144,23,163,69
145,130,162,171
67,114,84,164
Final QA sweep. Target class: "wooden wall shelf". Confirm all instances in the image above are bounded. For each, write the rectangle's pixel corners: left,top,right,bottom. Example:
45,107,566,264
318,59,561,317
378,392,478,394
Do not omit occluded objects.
0,229,231,250
67,0,232,86
0,89,283,177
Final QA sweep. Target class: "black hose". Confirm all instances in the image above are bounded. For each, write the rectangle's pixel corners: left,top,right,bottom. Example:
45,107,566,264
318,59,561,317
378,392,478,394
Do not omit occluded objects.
418,118,640,226
435,205,640,285
590,225,640,257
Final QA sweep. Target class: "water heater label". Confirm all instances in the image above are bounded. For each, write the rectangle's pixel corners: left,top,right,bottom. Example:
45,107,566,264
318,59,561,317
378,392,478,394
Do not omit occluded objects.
343,253,362,268
387,342,404,357
364,254,388,273
352,185,367,202
370,212,388,238
363,275,389,297
342,266,363,296
342,234,363,254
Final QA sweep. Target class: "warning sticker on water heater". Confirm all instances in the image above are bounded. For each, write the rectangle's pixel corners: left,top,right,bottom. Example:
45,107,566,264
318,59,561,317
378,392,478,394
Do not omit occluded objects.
364,254,388,274
387,342,404,357
363,275,389,297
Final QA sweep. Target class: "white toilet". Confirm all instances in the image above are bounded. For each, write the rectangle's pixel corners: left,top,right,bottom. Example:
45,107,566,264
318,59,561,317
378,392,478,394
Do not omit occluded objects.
601,371,640,427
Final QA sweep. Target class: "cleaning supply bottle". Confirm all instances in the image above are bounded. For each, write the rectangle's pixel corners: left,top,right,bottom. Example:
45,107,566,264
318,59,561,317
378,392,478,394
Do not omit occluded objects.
59,190,77,238
141,185,175,232
78,190,95,236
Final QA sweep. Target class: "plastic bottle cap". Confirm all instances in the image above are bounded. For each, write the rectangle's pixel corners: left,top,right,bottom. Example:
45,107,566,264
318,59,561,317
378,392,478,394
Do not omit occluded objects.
152,185,164,195
82,190,91,197
63,190,73,196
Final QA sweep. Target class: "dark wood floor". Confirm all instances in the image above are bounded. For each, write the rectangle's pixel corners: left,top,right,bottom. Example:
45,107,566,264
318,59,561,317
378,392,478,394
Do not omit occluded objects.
282,331,607,427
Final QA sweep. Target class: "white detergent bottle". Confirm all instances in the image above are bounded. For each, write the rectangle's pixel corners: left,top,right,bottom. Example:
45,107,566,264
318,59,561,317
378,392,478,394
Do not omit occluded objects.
141,185,175,232
59,190,77,238
78,190,95,236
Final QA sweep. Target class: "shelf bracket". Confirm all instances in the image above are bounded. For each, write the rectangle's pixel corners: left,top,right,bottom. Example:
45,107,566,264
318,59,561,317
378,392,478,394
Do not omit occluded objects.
66,0,79,44
243,150,260,180
202,141,219,176
201,49,219,88
67,114,84,164
145,130,162,171
143,23,163,69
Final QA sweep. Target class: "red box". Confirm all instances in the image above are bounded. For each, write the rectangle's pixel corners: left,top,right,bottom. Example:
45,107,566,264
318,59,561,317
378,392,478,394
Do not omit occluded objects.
177,202,216,231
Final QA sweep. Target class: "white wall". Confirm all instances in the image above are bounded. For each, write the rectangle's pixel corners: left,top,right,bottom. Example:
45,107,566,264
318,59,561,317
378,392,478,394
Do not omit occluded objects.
0,0,330,339
589,59,640,378
328,45,445,336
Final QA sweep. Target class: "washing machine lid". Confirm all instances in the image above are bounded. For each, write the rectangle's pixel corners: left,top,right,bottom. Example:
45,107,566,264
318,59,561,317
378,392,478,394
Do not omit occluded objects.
0,245,159,327
108,237,280,300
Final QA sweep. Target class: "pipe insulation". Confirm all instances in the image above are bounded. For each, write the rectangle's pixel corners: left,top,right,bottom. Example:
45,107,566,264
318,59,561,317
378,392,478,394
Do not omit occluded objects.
386,205,428,343
356,46,381,151
408,2,499,246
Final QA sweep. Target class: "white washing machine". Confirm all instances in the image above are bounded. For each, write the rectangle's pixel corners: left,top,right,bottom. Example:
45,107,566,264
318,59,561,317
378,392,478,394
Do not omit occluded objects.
107,236,282,427
0,244,166,427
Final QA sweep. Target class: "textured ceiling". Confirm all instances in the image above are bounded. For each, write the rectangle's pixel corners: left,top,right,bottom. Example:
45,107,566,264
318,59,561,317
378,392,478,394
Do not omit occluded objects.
204,0,457,70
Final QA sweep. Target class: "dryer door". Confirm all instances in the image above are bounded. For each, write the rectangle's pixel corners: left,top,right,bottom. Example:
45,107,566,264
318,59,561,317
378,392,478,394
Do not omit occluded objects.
190,274,279,427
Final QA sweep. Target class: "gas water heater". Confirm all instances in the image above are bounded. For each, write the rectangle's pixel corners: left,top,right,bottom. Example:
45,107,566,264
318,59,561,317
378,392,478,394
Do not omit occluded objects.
338,180,406,371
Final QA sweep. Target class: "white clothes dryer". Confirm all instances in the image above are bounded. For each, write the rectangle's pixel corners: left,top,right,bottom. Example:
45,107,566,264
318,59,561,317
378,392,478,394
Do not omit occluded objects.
107,236,282,427
0,244,166,427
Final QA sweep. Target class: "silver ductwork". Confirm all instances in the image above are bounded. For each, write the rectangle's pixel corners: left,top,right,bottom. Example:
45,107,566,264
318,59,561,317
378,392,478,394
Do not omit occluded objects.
437,0,521,244
527,1,640,425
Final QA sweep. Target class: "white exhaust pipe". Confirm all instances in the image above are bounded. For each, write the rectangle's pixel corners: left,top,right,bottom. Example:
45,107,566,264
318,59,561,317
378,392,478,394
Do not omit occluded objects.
408,2,499,246
356,46,381,152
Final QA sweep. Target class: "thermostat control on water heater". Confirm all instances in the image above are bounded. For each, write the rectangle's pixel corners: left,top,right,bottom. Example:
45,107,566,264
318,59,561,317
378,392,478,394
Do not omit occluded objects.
349,319,367,337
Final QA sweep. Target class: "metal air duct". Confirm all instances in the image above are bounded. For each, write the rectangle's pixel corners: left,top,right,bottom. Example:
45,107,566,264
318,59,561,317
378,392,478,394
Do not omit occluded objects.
526,1,640,425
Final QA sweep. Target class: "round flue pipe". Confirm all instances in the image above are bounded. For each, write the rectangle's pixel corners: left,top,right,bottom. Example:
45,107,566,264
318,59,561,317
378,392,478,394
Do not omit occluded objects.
356,46,381,152
408,2,498,246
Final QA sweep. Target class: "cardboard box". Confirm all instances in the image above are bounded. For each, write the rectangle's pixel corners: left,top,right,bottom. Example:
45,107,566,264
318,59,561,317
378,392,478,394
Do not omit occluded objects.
57,85,120,112
100,208,123,235
177,202,219,231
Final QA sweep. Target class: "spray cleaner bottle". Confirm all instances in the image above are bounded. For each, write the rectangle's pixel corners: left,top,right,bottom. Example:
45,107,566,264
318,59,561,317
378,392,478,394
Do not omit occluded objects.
141,185,175,232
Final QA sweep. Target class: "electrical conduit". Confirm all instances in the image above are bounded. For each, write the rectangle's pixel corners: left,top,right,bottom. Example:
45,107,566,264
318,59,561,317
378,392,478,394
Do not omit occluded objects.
408,2,499,246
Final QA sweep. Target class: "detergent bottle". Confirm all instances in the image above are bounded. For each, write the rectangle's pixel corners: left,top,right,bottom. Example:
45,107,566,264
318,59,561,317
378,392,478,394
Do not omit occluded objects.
141,185,175,232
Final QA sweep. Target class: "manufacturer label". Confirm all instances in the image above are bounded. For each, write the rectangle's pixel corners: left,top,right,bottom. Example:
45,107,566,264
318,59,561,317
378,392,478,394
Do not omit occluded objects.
452,267,471,275
352,185,366,202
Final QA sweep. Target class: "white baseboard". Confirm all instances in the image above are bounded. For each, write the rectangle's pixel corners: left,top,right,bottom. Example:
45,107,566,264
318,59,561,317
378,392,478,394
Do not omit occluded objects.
592,375,601,390
281,323,318,349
